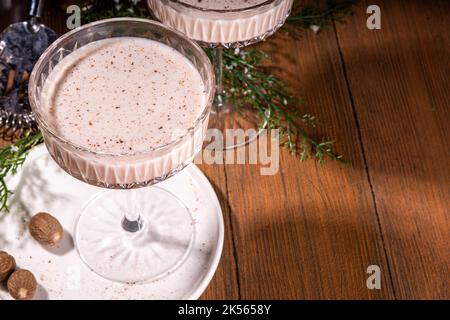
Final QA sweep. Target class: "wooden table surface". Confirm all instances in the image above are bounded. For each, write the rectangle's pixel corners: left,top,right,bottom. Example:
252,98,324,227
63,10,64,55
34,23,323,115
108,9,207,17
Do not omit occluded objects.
1,0,448,299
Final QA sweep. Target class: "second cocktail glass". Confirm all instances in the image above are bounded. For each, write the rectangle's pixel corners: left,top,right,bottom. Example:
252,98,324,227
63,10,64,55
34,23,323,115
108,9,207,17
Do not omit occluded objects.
28,18,215,283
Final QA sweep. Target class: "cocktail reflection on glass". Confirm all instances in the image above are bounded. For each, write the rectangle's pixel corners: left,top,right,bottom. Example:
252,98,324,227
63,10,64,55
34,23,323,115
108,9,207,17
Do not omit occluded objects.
28,18,215,283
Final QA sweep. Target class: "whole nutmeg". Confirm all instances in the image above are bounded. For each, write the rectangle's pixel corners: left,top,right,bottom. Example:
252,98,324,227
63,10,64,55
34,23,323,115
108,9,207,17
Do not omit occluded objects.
29,212,64,246
7,269,37,300
0,251,16,281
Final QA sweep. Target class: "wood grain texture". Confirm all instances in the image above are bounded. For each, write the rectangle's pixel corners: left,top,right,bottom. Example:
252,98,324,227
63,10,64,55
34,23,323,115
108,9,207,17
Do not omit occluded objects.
0,0,448,300
335,0,450,299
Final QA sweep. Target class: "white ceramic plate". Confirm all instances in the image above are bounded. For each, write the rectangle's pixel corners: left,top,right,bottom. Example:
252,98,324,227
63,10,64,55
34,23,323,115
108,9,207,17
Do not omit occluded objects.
0,145,224,300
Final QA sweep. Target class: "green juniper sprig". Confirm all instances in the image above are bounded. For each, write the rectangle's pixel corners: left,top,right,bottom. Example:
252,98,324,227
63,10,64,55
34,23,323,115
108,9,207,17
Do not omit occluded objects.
286,0,359,30
0,131,43,212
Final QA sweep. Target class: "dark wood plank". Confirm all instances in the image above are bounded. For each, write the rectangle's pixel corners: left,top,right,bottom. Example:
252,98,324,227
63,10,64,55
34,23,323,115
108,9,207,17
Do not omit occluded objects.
335,0,450,299
222,26,395,299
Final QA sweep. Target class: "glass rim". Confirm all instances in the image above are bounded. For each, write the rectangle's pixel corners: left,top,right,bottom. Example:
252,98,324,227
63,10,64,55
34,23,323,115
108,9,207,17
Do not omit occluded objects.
169,0,280,13
29,17,215,157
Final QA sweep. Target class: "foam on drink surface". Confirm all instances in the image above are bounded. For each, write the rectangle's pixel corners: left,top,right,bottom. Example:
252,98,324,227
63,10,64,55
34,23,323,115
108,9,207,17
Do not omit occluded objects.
42,37,206,154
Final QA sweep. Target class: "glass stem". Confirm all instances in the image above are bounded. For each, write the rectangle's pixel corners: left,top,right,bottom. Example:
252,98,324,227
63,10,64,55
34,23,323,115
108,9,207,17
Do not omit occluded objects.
212,47,225,107
122,190,143,232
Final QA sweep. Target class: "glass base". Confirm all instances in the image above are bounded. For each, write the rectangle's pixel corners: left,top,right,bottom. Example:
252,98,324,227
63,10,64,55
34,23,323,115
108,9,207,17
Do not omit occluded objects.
75,187,195,284
208,102,266,149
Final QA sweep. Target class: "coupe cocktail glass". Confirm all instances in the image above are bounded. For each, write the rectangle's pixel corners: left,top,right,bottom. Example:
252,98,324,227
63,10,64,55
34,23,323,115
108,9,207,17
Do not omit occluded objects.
29,18,215,283
148,0,294,148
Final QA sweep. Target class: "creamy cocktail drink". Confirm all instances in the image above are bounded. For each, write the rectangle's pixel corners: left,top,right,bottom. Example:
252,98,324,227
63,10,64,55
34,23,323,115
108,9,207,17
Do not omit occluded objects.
148,0,294,45
40,37,208,186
